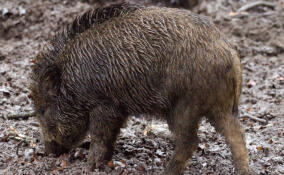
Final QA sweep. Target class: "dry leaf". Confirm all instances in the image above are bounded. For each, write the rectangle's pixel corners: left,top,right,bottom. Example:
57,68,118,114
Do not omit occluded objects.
143,125,154,136
30,59,36,64
121,159,127,165
257,146,263,152
33,153,39,162
61,160,67,168
52,169,58,174
10,126,19,135
52,160,67,174
263,166,267,171
143,128,149,136
247,107,251,112
108,160,115,168
138,164,146,172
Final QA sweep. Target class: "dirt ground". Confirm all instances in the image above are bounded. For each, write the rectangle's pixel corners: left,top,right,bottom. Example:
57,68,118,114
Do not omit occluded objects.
0,0,283,174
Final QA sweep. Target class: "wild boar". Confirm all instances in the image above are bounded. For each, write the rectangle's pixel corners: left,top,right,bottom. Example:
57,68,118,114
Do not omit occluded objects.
30,3,251,175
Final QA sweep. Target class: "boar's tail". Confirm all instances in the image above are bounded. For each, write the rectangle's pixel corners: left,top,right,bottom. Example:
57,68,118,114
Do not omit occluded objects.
232,86,239,118
232,54,242,118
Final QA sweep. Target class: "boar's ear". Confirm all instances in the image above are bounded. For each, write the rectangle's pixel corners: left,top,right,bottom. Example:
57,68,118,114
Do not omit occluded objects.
40,65,61,98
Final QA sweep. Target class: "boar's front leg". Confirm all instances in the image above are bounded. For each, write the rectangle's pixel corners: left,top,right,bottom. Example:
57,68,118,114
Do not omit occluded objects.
87,105,127,171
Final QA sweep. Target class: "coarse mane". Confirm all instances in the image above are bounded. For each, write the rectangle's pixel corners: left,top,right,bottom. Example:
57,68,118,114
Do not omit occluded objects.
30,2,141,104
31,2,141,81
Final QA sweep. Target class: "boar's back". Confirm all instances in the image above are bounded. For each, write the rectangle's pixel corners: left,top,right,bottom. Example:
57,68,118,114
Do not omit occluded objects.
32,3,141,83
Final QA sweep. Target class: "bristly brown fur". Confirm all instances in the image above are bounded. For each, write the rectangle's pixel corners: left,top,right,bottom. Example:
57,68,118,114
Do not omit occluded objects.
31,3,141,83
30,3,141,113
30,3,251,175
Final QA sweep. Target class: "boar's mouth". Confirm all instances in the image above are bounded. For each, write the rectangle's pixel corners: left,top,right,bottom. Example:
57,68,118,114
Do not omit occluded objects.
44,140,70,156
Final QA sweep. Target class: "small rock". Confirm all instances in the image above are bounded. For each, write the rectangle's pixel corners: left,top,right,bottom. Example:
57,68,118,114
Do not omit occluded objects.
137,163,147,172
154,157,162,166
271,36,284,50
24,148,34,162
2,8,8,16
3,91,10,98
279,78,284,85
19,7,26,15
156,149,164,157
272,156,283,163
247,80,256,88
113,166,124,174
281,149,284,156
0,161,8,169
114,160,126,168
250,98,257,104
150,123,171,139
30,122,39,127
261,45,277,56
74,149,84,159
278,165,284,174
11,94,28,106
267,90,276,97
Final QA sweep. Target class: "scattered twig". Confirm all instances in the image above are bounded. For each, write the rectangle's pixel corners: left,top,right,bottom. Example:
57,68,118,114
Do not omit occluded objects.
241,115,268,124
237,1,275,12
7,136,30,143
9,126,37,153
229,11,249,17
16,140,26,156
4,111,36,120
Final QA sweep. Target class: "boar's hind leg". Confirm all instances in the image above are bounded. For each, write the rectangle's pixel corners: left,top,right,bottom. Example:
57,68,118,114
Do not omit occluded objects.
208,112,251,175
87,105,127,171
164,106,201,175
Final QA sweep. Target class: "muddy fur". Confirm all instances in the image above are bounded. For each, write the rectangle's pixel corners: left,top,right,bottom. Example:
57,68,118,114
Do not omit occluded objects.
30,3,250,175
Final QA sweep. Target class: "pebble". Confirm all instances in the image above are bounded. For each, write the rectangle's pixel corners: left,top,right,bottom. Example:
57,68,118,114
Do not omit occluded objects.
278,165,284,174
114,160,126,168
11,94,28,106
24,148,34,162
272,156,283,163
154,157,162,166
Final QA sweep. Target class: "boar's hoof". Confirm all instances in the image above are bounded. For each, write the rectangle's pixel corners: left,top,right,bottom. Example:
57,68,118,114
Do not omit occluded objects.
87,158,106,171
44,141,69,156
236,168,255,175
87,145,109,171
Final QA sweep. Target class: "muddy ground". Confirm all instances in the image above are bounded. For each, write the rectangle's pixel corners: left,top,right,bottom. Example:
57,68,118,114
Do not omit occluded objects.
0,0,283,174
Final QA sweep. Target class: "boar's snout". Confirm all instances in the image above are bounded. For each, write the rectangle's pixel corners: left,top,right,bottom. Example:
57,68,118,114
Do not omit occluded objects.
44,140,70,156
